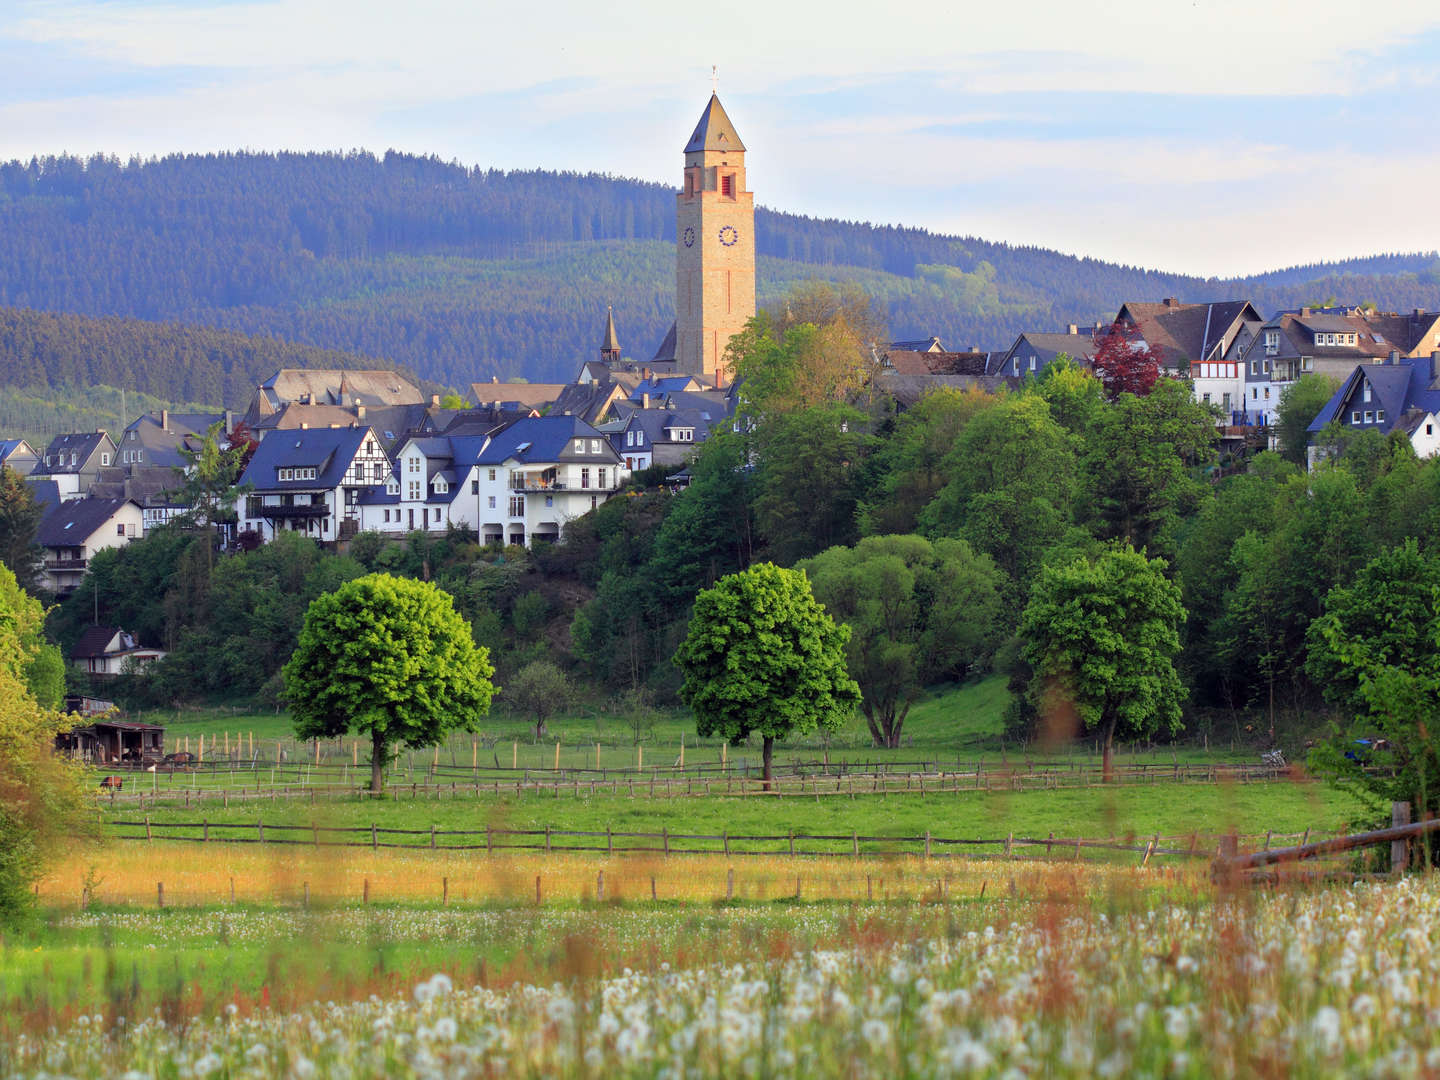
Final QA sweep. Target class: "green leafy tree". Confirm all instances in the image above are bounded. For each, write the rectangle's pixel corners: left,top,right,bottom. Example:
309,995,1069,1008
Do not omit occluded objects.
0,465,43,593
283,573,496,793
919,393,1079,610
168,421,249,536
673,563,859,786
1019,544,1185,779
857,386,997,536
752,404,872,565
1306,541,1440,841
505,659,573,740
438,392,469,409
802,534,1003,747
0,562,88,924
1083,378,1217,558
1274,374,1340,465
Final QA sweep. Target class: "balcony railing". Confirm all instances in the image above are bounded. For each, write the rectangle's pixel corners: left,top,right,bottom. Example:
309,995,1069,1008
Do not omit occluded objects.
254,503,329,520
44,558,87,572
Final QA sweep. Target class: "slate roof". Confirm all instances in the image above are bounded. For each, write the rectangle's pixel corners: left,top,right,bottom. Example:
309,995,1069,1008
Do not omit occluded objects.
71,626,146,659
651,321,678,363
1117,299,1260,366
991,332,1100,375
238,426,373,492
874,373,1019,407
36,497,137,547
889,337,944,353
25,478,60,512
0,439,36,471
34,432,111,475
885,350,992,376
478,416,620,465
684,93,746,154
120,412,223,469
469,382,568,410
1308,355,1440,435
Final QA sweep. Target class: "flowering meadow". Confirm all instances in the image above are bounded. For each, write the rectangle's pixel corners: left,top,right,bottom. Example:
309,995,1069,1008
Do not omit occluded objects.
8,872,1440,1077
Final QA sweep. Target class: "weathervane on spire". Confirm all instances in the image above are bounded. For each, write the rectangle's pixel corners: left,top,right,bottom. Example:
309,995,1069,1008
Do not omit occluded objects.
711,65,718,93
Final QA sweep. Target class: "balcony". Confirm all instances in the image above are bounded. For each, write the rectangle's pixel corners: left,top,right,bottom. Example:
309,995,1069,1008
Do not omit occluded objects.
44,557,87,573
511,478,568,493
254,503,329,520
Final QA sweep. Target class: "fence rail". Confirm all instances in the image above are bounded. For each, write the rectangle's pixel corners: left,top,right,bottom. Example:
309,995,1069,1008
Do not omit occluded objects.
101,818,1331,862
98,761,1307,809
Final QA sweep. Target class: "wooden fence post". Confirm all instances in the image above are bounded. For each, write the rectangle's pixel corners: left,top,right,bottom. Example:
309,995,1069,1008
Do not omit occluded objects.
650,876,657,901
303,882,310,908
606,824,612,856
723,829,729,856
925,830,932,859
156,882,164,908
229,876,235,904
430,824,437,849
545,825,552,854
371,823,378,850
852,830,859,858
1393,801,1413,874
726,867,734,901
145,816,152,841
443,877,449,906
662,827,669,856
257,821,265,844
596,871,604,902
363,878,370,904
788,830,795,857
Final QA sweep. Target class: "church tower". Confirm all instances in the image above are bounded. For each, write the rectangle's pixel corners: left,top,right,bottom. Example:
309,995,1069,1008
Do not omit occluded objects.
674,93,755,383
599,305,621,365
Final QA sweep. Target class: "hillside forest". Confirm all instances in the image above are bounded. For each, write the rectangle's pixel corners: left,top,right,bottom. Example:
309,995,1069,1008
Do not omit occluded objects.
3,151,1440,408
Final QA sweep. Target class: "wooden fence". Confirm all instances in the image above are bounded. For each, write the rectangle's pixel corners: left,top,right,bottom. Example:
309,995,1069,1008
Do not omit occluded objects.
102,817,1329,862
100,760,1305,808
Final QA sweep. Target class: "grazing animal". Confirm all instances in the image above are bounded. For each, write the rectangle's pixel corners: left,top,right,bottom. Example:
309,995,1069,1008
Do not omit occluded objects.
99,776,124,791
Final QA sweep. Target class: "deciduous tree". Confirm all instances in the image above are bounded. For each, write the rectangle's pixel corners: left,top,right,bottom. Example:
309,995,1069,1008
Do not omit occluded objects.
283,573,495,793
1019,545,1185,779
674,563,859,787
0,465,43,593
506,659,573,741
1091,321,1162,400
1307,541,1440,841
1275,373,1340,465
802,534,1003,747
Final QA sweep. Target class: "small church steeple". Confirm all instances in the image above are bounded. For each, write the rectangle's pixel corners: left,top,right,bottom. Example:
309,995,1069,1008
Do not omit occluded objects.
600,305,621,365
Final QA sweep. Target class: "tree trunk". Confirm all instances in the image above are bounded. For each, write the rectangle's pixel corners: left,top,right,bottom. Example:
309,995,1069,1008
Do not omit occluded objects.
762,736,774,792
1101,717,1118,783
370,730,386,795
534,718,547,742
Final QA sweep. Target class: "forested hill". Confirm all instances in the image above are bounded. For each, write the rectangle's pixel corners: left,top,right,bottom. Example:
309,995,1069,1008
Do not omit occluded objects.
3,150,1440,393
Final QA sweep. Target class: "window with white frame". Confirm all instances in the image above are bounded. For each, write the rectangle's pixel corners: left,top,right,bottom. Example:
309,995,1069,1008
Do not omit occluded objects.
589,440,601,453
1352,411,1361,424
581,468,591,489
488,469,497,481
1364,410,1374,423
598,468,607,489
1301,357,1313,372
407,481,421,500
1264,330,1279,355
574,440,586,454
1377,410,1386,422
1363,383,1372,403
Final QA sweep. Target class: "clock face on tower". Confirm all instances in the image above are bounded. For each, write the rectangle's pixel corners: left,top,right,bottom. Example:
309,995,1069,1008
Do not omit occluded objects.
683,227,695,248
718,225,739,247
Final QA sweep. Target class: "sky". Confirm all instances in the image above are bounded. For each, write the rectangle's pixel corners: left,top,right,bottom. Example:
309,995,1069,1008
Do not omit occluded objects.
3,0,1439,277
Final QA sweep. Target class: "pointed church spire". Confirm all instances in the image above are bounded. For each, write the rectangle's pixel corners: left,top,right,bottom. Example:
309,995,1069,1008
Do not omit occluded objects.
600,305,621,365
684,93,746,154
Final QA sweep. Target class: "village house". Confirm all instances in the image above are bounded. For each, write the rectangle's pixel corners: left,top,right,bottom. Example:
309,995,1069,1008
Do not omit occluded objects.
366,415,629,547
1112,298,1260,419
234,426,390,543
31,431,119,501
70,626,167,675
35,496,143,595
0,438,39,476
1306,350,1440,465
239,368,425,429
991,326,1102,378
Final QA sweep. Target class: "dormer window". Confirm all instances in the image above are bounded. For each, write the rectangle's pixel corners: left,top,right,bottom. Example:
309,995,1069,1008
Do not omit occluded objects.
1264,331,1279,356
574,439,586,454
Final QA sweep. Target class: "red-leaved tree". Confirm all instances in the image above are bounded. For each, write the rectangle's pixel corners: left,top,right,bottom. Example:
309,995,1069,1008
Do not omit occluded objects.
1092,322,1162,400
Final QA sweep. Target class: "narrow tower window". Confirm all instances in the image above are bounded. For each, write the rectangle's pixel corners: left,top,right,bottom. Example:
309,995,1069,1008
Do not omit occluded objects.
721,174,734,197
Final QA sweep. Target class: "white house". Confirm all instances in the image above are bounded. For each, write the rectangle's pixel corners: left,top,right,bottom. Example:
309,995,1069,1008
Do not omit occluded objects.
71,626,167,675
35,496,143,595
360,416,629,547
234,426,390,543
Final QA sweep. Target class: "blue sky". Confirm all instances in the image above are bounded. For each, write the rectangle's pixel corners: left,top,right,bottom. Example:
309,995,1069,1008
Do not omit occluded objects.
3,0,1440,277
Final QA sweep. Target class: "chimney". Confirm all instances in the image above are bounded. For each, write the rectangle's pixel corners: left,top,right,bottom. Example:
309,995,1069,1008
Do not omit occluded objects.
224,409,234,436
356,405,366,420
1164,297,1180,308
160,409,169,431
300,422,309,430
969,344,980,353
642,393,651,409
1390,350,1401,365
1067,324,1078,335
1301,307,1312,317
431,395,440,407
